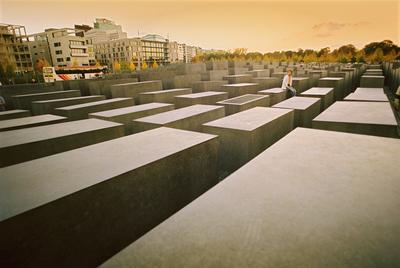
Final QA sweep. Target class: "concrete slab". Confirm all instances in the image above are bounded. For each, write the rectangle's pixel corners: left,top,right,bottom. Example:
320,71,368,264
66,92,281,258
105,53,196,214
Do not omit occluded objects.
0,127,218,268
11,90,81,110
272,96,321,127
110,81,163,103
292,77,310,93
344,92,388,102
246,69,270,78
360,75,385,88
228,67,248,75
257,88,287,105
201,70,229,81
216,94,270,115
252,77,281,90
203,107,293,172
31,95,106,115
88,78,139,98
223,74,253,84
219,83,259,98
54,98,134,120
138,88,191,104
174,91,228,108
132,104,225,133
0,114,67,132
301,87,335,111
0,109,30,121
191,81,228,93
318,77,345,101
89,103,174,134
0,118,124,167
354,87,385,94
100,127,400,268
312,101,398,138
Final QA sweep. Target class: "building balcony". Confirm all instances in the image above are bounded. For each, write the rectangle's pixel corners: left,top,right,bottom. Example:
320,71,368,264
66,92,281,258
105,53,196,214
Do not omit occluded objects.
69,44,87,49
71,52,89,57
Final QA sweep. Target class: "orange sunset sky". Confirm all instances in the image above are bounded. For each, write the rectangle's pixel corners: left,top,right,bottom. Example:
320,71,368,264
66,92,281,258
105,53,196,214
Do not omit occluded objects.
1,0,399,53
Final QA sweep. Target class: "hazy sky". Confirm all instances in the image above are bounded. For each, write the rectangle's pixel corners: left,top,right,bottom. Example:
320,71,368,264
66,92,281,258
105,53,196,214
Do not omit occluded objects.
1,0,399,53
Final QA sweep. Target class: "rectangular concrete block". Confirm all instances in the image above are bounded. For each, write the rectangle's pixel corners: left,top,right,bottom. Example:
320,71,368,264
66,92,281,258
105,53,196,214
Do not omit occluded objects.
252,77,282,90
292,77,310,93
0,127,218,268
301,87,334,111
206,61,228,70
223,74,253,84
273,96,321,127
31,95,106,115
203,107,294,172
271,72,286,79
54,98,134,120
174,91,228,108
201,70,229,81
360,75,385,88
0,118,124,167
110,81,163,103
100,127,400,268
88,78,139,98
0,109,30,121
312,101,398,138
89,103,174,134
219,83,259,98
138,88,192,104
344,92,388,102
0,114,67,132
132,104,225,133
228,67,248,75
173,74,202,88
217,94,270,115
12,90,81,110
246,69,270,78
318,77,344,101
258,88,287,105
329,71,351,96
191,80,228,93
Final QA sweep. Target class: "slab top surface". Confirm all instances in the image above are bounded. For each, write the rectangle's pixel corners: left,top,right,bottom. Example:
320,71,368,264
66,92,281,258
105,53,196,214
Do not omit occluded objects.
0,114,66,130
344,93,388,102
134,104,223,124
258,88,285,93
140,88,191,95
222,83,258,87
100,127,400,268
313,101,397,126
11,90,78,98
219,94,266,104
55,98,132,110
203,107,292,131
301,87,334,95
273,96,320,110
32,95,102,104
175,91,227,98
319,77,344,81
0,118,122,148
0,109,29,115
90,103,172,117
0,127,217,222
111,80,161,87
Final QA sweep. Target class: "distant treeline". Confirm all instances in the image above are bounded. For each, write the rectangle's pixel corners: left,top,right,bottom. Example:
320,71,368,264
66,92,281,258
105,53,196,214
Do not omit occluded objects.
194,40,400,63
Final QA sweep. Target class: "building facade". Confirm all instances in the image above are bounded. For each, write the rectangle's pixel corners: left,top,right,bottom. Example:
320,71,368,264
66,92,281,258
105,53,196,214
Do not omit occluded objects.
84,18,127,44
0,23,33,73
93,34,169,70
28,28,96,68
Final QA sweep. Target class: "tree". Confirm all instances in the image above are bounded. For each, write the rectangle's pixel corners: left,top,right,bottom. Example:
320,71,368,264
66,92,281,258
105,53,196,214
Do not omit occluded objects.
120,61,129,72
141,60,148,70
129,61,136,72
152,60,159,69
95,60,101,68
113,61,121,73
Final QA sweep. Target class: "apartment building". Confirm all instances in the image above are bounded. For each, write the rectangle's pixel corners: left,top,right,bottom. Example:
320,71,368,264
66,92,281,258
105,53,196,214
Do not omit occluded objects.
85,18,127,44
0,23,33,73
28,28,96,68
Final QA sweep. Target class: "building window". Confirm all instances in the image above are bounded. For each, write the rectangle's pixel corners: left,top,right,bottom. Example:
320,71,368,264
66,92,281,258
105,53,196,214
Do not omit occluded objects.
55,50,62,54
54,42,61,47
66,57,71,61
57,58,64,62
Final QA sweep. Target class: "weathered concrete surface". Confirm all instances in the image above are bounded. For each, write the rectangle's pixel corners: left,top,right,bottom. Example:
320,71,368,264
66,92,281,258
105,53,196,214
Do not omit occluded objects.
201,70,229,81
100,127,400,268
219,83,259,98
174,91,228,108
203,107,293,172
360,75,385,88
132,104,225,133
344,92,388,102
216,94,270,115
138,88,192,104
318,77,345,101
292,77,310,93
174,74,202,88
258,88,287,105
301,87,334,111
89,103,174,134
0,119,124,167
0,127,219,268
191,80,228,93
223,74,253,84
312,101,398,138
273,96,321,127
88,78,139,98
54,98,134,120
246,69,270,78
252,77,281,90
228,67,248,75
328,71,351,96
110,81,163,103
0,114,67,132
11,90,81,110
0,110,30,121
31,95,106,115
206,61,228,70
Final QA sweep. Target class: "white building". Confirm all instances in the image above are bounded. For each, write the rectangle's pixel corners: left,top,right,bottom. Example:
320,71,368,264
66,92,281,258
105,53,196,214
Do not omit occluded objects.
85,18,127,44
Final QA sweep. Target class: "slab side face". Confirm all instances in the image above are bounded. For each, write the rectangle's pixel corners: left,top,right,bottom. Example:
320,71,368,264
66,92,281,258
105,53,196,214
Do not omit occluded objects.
100,128,400,268
0,110,31,120
0,127,219,267
0,114,67,132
